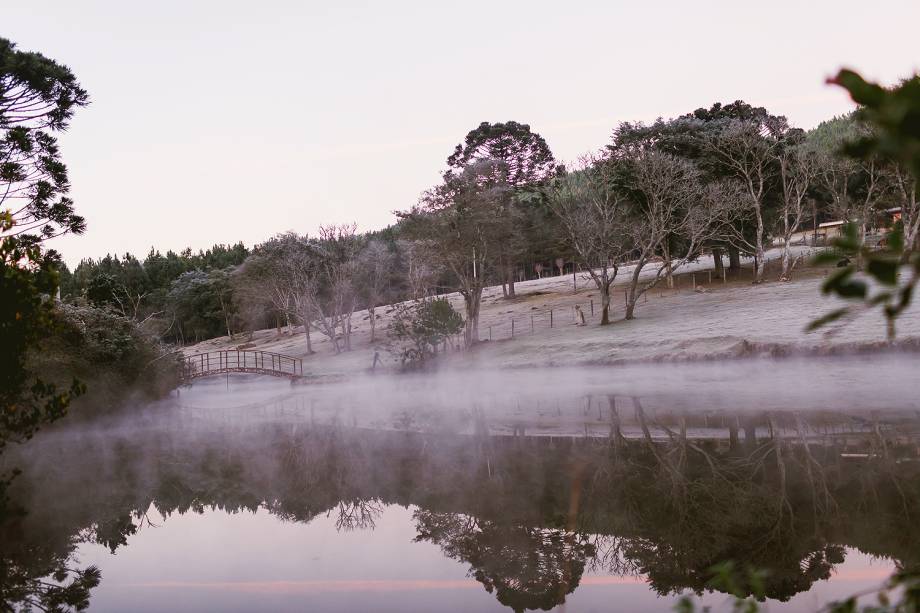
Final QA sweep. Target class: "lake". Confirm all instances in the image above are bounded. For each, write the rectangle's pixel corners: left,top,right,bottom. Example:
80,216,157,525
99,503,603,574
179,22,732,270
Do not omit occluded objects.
2,363,919,612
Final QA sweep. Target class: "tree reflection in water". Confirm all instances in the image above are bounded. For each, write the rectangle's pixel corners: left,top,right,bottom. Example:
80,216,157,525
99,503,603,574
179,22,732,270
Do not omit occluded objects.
1,401,919,611
414,511,594,611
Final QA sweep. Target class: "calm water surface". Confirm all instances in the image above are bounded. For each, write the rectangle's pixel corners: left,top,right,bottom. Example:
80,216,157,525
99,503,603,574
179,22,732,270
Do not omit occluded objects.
73,505,893,613
2,366,919,612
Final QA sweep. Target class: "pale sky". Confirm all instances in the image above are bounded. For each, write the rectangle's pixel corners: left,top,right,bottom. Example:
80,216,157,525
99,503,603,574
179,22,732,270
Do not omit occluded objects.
7,1,920,267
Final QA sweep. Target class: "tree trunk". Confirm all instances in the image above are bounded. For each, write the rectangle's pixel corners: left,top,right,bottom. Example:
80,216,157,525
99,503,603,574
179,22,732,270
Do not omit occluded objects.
904,213,920,263
856,220,867,271
901,191,920,262
624,263,644,320
505,264,516,299
743,419,758,453
663,242,674,289
463,289,482,347
754,206,766,283
712,248,724,277
342,313,353,351
728,246,741,272
600,287,611,325
811,200,819,246
780,237,793,281
369,306,376,342
607,396,623,453
303,320,313,354
320,315,341,354
219,296,232,339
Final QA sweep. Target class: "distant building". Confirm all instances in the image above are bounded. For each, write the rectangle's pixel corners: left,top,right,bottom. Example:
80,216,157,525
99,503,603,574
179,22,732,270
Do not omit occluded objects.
816,220,846,242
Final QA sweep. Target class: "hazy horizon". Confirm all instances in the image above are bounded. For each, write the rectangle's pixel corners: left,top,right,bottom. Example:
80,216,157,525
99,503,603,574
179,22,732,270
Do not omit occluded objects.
8,1,920,267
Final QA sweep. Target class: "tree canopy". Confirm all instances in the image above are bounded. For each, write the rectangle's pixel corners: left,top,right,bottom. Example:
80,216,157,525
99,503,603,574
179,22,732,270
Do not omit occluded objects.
0,37,89,246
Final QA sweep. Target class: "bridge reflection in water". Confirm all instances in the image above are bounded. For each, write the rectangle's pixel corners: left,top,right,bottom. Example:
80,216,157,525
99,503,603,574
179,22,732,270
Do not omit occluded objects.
181,350,303,382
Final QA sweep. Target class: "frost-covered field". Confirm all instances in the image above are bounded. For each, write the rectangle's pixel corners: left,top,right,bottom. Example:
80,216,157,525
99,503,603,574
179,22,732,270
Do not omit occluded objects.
184,245,920,375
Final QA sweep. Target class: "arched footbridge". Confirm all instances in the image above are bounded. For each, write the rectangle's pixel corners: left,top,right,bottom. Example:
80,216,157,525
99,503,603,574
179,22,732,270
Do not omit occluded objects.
180,350,303,383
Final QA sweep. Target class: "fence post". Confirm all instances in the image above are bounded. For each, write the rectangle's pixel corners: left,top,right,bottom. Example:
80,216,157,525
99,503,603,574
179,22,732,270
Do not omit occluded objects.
590,299,594,316
531,315,534,333
692,274,696,290
723,268,727,284
550,309,554,328
708,270,712,285
511,319,515,338
489,326,492,341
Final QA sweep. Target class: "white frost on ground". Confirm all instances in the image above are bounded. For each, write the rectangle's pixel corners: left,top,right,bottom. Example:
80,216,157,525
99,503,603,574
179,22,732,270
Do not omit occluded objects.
184,245,919,375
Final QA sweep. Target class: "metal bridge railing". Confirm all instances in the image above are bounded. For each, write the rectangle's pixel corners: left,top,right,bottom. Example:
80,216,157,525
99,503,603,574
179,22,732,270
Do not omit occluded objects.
181,350,303,382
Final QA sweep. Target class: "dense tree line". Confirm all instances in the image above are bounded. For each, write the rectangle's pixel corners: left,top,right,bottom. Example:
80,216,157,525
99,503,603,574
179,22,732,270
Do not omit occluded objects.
58,243,249,343
61,101,918,352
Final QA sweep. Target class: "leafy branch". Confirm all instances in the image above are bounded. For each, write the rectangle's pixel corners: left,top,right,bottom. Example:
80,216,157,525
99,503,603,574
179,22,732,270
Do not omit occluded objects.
809,223,917,340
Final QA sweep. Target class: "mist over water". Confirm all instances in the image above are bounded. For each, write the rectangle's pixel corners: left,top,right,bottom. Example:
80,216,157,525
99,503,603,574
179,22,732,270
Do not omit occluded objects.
3,353,919,612
170,353,920,434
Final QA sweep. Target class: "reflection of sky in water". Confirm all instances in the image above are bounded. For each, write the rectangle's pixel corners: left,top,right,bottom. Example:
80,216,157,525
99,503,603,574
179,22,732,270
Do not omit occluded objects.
76,504,894,613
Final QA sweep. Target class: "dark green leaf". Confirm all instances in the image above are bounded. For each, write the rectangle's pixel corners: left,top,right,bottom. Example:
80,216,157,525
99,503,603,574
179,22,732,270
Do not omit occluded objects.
831,69,887,108
866,258,898,285
836,280,867,299
813,251,846,265
886,226,904,253
807,308,850,331
868,291,893,306
821,267,854,295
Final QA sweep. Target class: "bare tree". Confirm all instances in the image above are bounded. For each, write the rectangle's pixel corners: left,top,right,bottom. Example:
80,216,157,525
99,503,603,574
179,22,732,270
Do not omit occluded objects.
809,116,887,270
616,150,739,319
238,227,362,355
313,224,362,352
286,244,322,355
108,283,149,322
544,159,630,325
699,120,782,283
234,233,313,350
400,239,437,300
887,161,920,261
234,240,295,336
356,239,395,343
775,139,819,280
